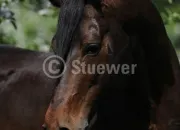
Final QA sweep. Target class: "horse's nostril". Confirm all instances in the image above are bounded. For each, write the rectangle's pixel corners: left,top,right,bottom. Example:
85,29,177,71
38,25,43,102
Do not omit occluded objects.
59,127,69,130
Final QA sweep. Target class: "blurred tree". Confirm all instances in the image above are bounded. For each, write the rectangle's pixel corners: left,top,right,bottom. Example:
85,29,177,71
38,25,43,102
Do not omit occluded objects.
0,1,17,29
154,0,180,49
0,0,58,51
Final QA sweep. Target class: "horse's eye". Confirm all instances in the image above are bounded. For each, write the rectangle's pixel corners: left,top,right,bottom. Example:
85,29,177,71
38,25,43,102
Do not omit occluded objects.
83,43,101,56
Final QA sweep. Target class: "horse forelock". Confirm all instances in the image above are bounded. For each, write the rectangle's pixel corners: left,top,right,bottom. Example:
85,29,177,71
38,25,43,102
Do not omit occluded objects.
55,0,84,60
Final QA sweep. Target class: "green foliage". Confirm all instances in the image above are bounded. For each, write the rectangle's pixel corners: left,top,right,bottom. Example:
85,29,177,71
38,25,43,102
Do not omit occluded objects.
0,0,58,51
153,0,180,50
0,0,17,29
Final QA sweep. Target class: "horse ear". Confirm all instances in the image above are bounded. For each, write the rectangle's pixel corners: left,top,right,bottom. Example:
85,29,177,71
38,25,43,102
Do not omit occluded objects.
49,0,62,7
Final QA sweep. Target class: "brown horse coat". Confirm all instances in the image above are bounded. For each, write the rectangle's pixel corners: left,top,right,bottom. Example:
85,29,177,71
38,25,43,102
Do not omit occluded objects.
101,0,180,129
0,45,58,130
101,0,177,102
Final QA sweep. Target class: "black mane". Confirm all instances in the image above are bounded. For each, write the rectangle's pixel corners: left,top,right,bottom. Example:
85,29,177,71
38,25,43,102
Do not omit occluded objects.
54,0,84,61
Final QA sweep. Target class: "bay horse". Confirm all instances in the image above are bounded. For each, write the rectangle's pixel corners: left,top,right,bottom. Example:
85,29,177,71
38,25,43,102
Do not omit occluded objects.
0,45,60,130
44,1,151,130
44,0,179,129
46,0,180,130
44,4,111,130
